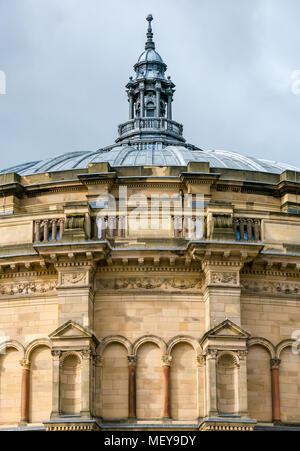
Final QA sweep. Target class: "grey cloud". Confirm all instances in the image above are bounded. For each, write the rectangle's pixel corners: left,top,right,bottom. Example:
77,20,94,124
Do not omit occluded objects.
0,0,300,170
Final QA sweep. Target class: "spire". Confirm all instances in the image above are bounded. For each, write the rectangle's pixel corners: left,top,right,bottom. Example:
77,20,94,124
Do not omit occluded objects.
145,14,155,50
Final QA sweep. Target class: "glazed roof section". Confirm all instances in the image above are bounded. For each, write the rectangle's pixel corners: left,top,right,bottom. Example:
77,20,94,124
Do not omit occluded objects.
0,147,299,176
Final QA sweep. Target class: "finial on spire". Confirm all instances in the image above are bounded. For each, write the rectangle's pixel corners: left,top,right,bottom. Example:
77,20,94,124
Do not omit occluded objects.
145,14,155,50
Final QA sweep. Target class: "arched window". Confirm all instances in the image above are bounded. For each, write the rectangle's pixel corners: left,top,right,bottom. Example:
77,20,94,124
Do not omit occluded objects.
146,101,155,118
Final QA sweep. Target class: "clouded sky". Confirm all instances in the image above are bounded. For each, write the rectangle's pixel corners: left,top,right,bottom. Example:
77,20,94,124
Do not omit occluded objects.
1,0,300,170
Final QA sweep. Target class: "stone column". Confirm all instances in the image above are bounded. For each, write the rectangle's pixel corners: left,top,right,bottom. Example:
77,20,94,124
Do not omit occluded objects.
107,216,115,238
50,350,61,419
128,356,137,419
205,350,218,417
20,359,31,425
167,93,172,120
254,219,260,241
271,359,281,423
162,356,172,419
156,85,161,118
238,351,248,416
118,216,126,238
128,91,134,120
80,349,94,418
34,220,42,243
43,220,49,242
140,88,145,117
58,218,65,240
51,219,58,242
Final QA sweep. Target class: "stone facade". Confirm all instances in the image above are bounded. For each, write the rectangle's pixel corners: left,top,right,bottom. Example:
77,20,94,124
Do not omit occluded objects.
0,161,299,431
1,16,300,432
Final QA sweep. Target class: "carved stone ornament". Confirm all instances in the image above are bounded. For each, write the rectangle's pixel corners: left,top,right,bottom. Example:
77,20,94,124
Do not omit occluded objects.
241,279,300,296
81,348,93,360
20,359,31,370
51,350,62,358
128,355,137,366
162,355,172,366
96,277,202,292
206,349,218,359
271,359,281,370
210,272,238,285
0,280,57,297
196,355,206,367
60,271,88,287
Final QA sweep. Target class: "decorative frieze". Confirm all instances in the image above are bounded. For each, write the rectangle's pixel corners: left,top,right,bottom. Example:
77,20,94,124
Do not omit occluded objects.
96,276,202,292
241,279,300,296
0,280,57,297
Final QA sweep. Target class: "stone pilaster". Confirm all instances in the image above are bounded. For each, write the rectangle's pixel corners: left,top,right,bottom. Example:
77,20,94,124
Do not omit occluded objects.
202,260,243,329
197,355,206,419
55,262,96,329
80,349,95,418
50,350,61,419
205,350,218,417
237,351,248,416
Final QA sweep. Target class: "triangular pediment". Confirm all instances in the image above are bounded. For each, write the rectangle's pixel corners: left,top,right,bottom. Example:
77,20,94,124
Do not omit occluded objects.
201,319,250,343
49,320,94,340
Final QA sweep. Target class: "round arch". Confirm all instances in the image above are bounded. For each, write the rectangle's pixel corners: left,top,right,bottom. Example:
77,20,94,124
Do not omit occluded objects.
167,336,201,357
98,336,132,356
25,339,52,361
248,337,276,360
0,340,24,357
133,335,166,356
276,339,296,359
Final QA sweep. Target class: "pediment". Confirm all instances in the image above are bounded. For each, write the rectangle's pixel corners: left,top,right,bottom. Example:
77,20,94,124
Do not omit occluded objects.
202,319,250,342
49,321,94,340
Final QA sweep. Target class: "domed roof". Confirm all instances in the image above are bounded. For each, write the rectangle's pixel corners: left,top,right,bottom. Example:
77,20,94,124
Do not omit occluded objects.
1,145,299,176
137,49,164,64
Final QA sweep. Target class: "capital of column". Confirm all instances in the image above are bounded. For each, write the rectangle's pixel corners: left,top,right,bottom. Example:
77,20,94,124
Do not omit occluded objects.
237,350,248,361
271,358,281,370
128,355,137,367
81,348,94,360
162,355,172,367
20,359,31,370
94,355,104,367
51,350,62,359
205,349,218,360
196,355,206,367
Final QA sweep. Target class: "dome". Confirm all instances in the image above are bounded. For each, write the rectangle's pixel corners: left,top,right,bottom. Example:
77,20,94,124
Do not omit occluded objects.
137,49,164,64
1,145,299,176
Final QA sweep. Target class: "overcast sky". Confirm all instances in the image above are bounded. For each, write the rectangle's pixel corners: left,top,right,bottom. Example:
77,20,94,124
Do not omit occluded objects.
1,0,300,170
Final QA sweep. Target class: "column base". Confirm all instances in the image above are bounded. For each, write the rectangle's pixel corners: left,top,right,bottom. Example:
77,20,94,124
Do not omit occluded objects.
199,417,257,432
44,418,101,432
18,420,28,427
161,417,172,423
128,416,137,423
